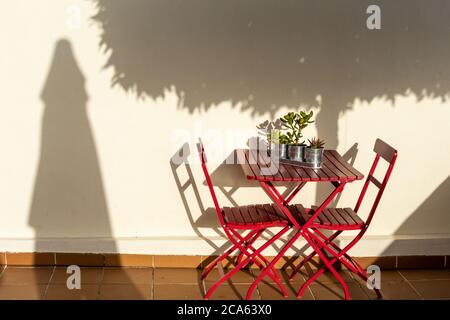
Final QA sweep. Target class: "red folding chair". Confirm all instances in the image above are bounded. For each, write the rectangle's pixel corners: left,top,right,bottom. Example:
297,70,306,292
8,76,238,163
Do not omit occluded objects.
289,139,398,300
197,139,299,300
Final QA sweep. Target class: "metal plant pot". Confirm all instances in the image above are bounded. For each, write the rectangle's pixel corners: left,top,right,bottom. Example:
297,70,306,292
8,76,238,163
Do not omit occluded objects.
272,143,288,159
305,147,324,165
287,144,306,161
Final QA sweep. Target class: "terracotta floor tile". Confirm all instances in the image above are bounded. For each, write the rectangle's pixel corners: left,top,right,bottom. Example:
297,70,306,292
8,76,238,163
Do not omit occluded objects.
0,285,47,300
310,282,370,300
104,254,152,267
0,253,6,265
0,266,446,300
201,256,246,270
301,269,355,285
258,282,314,300
354,256,397,270
379,270,405,283
45,284,99,300
303,271,355,284
397,256,445,269
0,267,54,285
6,252,55,266
354,274,419,300
248,269,308,298
252,269,294,284
154,284,204,300
289,258,323,271
204,269,255,284
55,253,104,267
399,269,450,281
154,268,202,284
154,255,201,268
50,267,103,284
351,270,404,286
409,280,450,299
351,277,382,300
377,281,421,300
102,267,153,284
98,284,152,300
206,284,260,300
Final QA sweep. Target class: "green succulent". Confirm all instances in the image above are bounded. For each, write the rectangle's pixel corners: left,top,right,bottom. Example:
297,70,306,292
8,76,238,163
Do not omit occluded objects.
308,137,325,149
269,129,281,143
280,110,314,145
278,134,292,144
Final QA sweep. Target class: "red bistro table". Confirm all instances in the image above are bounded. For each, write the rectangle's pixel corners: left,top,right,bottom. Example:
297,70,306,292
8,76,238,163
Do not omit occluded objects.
236,148,364,299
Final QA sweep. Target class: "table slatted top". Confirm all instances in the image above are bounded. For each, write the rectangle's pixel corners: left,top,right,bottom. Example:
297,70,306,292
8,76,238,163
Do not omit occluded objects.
237,149,364,182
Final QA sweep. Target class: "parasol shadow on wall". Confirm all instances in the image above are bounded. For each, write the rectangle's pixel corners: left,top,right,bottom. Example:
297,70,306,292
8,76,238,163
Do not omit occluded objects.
28,39,143,298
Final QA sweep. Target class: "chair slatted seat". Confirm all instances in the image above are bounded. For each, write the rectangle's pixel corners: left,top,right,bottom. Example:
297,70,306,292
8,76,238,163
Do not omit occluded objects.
221,203,307,228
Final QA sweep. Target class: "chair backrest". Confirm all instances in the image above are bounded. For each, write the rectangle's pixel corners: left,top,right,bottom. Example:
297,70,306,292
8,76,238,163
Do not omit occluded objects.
354,139,398,226
197,139,226,226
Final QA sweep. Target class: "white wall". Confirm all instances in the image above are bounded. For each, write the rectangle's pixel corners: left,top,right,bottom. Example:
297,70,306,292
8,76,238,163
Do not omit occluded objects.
0,0,449,256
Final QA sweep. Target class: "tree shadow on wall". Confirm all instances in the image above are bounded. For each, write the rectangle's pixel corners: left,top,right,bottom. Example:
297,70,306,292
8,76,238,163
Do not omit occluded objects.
92,0,450,149
28,39,143,299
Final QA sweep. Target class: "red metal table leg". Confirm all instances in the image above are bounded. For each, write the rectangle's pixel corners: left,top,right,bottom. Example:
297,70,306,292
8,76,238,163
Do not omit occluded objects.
252,180,348,300
288,181,346,280
284,182,306,205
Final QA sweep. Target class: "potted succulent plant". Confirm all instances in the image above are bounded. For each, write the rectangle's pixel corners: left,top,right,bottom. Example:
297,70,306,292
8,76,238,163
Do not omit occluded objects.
257,119,287,157
277,132,290,159
280,111,314,161
305,137,325,165
267,129,289,159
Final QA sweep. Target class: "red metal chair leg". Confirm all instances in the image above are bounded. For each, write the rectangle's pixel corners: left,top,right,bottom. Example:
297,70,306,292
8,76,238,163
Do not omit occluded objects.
246,231,302,300
202,229,273,280
229,229,288,297
299,228,383,300
235,229,264,265
311,229,383,299
237,247,285,291
301,229,350,300
201,229,259,280
233,230,282,280
313,228,369,276
289,231,342,281
297,267,325,298
229,229,287,296
204,226,290,300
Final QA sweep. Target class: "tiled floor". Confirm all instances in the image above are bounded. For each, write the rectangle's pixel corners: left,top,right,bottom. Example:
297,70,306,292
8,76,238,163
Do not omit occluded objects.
0,266,449,300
